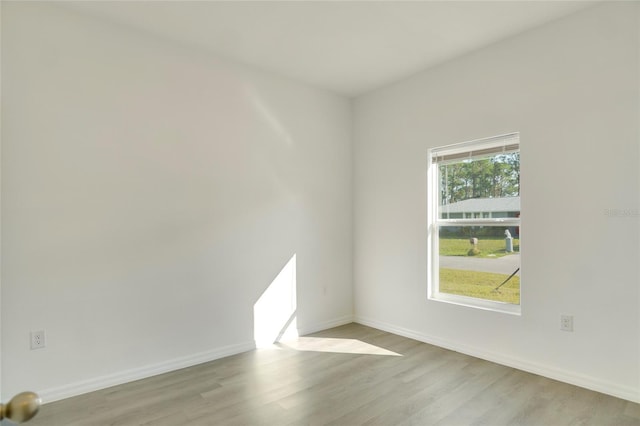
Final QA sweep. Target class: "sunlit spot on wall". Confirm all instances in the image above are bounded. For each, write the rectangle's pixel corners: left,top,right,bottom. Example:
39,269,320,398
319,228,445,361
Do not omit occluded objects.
250,93,293,146
253,254,298,348
280,337,402,356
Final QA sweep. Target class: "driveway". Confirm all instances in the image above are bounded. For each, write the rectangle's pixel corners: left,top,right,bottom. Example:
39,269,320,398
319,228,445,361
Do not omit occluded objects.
439,253,520,275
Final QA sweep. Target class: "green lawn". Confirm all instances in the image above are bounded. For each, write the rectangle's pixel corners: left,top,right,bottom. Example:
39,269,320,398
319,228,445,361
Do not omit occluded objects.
440,268,520,304
439,238,519,258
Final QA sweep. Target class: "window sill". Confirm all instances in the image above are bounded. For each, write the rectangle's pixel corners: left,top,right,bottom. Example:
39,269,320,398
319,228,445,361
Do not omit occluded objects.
429,292,521,315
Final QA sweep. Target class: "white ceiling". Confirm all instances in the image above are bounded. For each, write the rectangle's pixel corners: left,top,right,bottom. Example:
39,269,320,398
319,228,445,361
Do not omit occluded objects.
63,1,597,97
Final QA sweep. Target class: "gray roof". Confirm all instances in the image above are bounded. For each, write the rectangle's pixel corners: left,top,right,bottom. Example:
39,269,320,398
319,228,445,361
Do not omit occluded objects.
441,196,520,214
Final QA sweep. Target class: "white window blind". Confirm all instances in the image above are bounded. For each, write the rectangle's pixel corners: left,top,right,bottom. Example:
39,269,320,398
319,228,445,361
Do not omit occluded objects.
431,133,519,164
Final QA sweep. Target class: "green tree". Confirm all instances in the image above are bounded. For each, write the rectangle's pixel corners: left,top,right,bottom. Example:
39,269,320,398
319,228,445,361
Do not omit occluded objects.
440,152,519,205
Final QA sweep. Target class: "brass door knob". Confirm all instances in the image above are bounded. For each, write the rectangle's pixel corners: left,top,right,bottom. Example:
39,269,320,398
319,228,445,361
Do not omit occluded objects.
0,391,41,423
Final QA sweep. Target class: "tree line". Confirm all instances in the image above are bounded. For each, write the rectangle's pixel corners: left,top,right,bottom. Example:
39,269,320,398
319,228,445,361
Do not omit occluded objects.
439,153,520,205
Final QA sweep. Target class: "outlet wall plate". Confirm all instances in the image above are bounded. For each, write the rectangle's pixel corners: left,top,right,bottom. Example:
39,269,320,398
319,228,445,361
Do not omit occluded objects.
560,315,573,332
30,330,46,350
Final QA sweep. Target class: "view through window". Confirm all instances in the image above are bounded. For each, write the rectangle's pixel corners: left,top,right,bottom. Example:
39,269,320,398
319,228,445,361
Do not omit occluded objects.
429,133,521,311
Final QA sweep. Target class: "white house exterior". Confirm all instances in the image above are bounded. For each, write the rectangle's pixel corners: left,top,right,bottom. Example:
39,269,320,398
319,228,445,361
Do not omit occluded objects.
440,196,520,219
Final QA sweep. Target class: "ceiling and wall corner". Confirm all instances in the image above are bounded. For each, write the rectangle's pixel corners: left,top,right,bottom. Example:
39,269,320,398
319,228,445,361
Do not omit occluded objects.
60,1,598,97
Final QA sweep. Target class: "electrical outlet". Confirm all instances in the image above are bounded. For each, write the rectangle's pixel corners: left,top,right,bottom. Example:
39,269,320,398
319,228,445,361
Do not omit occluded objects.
560,315,573,332
30,330,46,350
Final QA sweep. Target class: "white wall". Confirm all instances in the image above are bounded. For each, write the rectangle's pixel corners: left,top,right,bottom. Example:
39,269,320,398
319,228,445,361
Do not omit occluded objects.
353,2,640,402
1,3,352,401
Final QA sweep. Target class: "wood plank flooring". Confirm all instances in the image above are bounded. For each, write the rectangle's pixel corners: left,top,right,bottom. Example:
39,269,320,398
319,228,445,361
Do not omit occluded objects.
26,323,640,425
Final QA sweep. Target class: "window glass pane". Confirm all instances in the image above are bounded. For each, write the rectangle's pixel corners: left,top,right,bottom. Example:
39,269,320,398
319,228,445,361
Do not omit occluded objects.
438,225,520,305
439,152,520,219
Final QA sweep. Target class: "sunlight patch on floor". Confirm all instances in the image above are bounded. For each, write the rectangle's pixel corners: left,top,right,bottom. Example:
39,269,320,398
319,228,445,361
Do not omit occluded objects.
280,337,402,356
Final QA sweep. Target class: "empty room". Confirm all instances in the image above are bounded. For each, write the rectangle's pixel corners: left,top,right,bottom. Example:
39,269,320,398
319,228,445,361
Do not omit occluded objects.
1,1,639,425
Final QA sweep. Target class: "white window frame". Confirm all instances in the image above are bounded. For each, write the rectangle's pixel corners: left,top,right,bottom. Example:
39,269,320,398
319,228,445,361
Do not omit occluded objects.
427,133,521,315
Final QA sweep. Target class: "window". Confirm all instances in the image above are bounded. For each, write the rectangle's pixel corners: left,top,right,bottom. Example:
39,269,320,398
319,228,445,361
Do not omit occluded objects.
428,133,521,314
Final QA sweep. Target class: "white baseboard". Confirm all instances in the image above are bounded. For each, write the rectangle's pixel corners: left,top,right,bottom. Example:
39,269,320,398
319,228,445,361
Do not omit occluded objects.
39,340,256,404
39,315,355,404
354,315,640,404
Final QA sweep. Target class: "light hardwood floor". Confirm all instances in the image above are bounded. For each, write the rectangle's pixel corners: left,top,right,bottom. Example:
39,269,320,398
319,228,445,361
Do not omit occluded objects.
27,323,640,425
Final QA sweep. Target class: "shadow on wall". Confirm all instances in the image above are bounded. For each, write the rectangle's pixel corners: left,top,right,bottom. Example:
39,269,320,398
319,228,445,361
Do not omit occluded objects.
253,254,298,347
